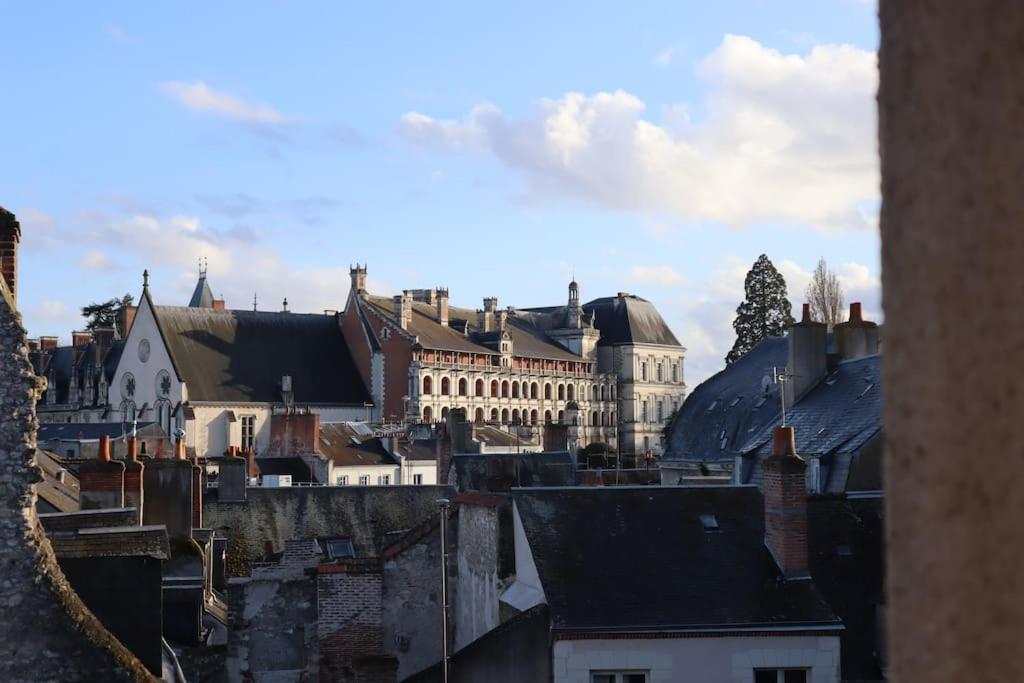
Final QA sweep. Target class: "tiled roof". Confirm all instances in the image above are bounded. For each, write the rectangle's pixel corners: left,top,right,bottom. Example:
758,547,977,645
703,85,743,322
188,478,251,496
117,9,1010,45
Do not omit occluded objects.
153,306,371,404
513,486,840,633
48,525,170,560
318,423,399,468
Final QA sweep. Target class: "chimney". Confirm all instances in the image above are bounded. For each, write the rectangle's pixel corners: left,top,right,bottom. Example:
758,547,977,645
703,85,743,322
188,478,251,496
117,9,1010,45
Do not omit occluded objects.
212,298,225,310
437,288,449,327
191,456,203,529
39,336,59,351
78,435,126,510
268,411,320,455
350,263,368,294
0,207,21,303
498,309,509,331
484,297,498,314
763,426,809,579
437,408,468,484
93,327,116,350
143,446,194,540
72,330,93,349
834,301,880,360
478,297,497,333
219,449,248,502
786,303,828,408
119,305,137,336
123,436,145,525
394,291,412,330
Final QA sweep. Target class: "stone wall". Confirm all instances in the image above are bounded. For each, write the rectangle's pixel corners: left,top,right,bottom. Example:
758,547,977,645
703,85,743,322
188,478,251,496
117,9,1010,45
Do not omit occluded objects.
204,485,451,576
318,565,384,679
0,272,154,680
453,502,503,650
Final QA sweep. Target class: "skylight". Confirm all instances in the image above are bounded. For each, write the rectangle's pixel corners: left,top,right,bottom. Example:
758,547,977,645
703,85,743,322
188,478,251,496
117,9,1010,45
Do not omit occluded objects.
324,538,354,559
699,514,719,531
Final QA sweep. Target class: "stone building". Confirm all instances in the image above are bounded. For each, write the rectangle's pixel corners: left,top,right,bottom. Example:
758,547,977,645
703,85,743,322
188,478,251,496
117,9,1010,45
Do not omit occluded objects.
32,327,127,425
341,266,685,458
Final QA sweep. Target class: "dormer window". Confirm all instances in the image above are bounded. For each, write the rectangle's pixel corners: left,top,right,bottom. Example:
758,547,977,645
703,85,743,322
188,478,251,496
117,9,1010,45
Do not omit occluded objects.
380,327,391,340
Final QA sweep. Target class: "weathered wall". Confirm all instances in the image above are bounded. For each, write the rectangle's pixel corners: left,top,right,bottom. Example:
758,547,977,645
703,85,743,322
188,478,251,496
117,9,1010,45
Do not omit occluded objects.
318,566,384,679
879,2,1024,681
382,526,443,680
0,272,154,680
454,503,502,650
205,485,452,576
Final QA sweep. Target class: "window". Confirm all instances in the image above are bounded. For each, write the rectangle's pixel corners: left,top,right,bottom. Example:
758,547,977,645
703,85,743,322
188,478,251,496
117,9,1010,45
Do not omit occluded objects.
458,378,467,396
672,364,679,383
475,379,484,396
337,475,349,486
558,384,565,400
358,475,370,486
641,400,648,423
755,670,808,683
241,415,256,451
441,377,450,395
413,474,423,485
423,376,433,395
641,361,648,381
657,363,663,382
378,474,391,486
592,673,648,683
656,400,664,423
323,538,354,559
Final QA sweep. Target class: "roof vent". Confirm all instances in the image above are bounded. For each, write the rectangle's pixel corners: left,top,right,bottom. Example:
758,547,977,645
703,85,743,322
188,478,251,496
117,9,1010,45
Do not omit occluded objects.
699,514,719,531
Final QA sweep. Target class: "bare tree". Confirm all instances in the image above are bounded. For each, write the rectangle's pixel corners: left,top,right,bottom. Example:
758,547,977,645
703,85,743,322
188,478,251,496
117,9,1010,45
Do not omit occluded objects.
805,258,845,331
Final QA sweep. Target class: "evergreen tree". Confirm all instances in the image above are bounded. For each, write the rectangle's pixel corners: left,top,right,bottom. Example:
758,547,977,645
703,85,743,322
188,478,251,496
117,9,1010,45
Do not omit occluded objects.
81,293,134,337
726,255,794,364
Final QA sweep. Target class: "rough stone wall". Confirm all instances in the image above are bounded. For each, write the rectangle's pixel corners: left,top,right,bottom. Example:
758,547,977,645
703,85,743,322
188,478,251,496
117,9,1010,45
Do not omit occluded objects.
318,567,384,680
0,280,154,681
204,485,451,576
382,527,443,679
453,504,502,650
880,2,1024,681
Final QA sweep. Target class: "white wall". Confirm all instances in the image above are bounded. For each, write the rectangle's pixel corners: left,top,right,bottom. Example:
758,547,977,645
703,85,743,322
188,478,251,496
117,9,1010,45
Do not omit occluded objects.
553,635,840,683
329,463,400,486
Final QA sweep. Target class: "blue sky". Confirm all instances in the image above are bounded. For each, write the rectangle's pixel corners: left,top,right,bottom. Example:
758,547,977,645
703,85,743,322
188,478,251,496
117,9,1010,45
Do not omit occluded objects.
1,1,879,384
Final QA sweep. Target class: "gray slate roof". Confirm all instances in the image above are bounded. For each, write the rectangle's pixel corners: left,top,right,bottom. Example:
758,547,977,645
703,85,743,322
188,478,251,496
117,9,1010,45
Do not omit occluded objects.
582,295,681,347
188,275,215,308
38,422,160,441
154,306,371,405
513,486,840,633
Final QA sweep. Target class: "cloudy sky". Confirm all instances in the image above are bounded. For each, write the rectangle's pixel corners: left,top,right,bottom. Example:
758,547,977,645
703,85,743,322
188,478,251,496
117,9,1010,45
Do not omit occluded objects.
1,1,879,385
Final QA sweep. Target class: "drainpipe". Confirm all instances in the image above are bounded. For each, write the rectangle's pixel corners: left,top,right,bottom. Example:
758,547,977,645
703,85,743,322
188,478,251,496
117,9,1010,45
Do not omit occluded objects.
437,498,451,682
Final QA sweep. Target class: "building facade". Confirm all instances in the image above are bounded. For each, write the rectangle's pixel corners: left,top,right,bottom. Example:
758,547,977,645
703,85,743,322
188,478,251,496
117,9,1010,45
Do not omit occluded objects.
341,266,685,457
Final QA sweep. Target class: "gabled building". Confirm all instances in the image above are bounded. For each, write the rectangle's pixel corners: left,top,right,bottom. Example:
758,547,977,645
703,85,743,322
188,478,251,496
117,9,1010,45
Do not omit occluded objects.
108,271,372,458
340,266,685,459
33,328,126,425
660,303,881,494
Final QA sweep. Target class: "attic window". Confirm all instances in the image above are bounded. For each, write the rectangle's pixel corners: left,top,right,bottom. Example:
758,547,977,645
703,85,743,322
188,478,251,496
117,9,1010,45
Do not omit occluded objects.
324,538,355,560
729,397,742,408
705,400,718,413
753,397,767,409
699,514,719,531
825,371,840,386
817,427,827,436
857,383,874,399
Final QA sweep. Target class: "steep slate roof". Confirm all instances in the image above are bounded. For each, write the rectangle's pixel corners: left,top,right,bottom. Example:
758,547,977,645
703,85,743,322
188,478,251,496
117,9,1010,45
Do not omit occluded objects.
513,486,840,633
38,422,160,442
582,294,681,347
40,340,126,405
393,437,438,462
318,423,399,467
663,336,788,463
362,295,582,361
188,274,215,308
449,452,576,492
153,306,371,404
739,355,881,492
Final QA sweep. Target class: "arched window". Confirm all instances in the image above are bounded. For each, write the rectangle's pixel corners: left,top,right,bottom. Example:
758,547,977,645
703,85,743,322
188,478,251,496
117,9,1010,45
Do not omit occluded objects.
423,376,433,395
611,411,616,425
567,384,575,401
441,407,449,419
544,410,552,423
475,408,484,424
458,378,467,396
592,411,598,426
441,377,450,395
530,409,538,425
490,408,499,422
592,385,599,401
490,380,498,397
512,409,520,424
501,380,510,398
600,385,606,401
558,410,564,424
512,382,520,398
557,384,565,400
521,381,529,397
544,383,552,400
423,406,433,422
501,408,509,424
601,411,608,426
531,382,539,399
475,379,484,396
610,385,616,400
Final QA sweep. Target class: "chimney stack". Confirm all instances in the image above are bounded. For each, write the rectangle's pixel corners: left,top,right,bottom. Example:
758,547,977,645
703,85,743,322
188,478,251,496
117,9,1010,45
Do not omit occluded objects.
478,297,498,333
0,207,21,304
350,264,368,294
124,436,145,525
763,426,809,580
72,330,93,349
437,288,449,327
219,448,248,502
786,303,827,408
119,305,137,336
394,291,412,330
834,301,880,360
78,435,126,510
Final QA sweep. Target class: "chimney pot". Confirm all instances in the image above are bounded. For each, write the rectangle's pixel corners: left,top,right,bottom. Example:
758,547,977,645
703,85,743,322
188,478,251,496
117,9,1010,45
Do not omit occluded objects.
849,302,863,322
175,439,186,461
127,436,138,462
801,303,811,323
772,426,798,457
98,434,111,462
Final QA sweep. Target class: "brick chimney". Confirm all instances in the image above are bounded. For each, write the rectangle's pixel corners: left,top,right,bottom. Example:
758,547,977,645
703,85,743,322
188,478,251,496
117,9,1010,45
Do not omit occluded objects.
393,291,412,330
267,411,321,455
123,436,145,525
142,440,194,540
119,305,137,336
212,298,225,310
786,303,827,408
39,336,59,351
436,288,449,327
0,207,21,303
763,426,809,580
78,435,126,510
350,263,368,294
834,302,880,360
437,408,469,484
72,330,93,349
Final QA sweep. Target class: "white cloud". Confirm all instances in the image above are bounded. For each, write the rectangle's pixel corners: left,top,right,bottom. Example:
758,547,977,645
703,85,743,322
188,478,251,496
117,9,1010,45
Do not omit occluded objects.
77,250,112,271
623,265,688,287
653,44,680,67
162,81,289,125
398,34,878,231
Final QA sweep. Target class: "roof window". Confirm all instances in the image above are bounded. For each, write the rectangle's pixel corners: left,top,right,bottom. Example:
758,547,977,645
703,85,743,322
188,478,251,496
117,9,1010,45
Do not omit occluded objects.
699,514,720,531
323,538,355,559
